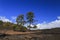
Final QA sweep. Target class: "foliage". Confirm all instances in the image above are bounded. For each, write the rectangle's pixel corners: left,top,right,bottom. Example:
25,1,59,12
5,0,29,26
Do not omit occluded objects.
16,14,27,31
0,20,3,29
0,20,3,25
26,12,35,30
3,22,10,27
13,24,18,31
26,12,34,24
20,26,27,32
33,25,37,28
13,24,27,32
27,25,32,30
16,14,25,25
0,12,37,31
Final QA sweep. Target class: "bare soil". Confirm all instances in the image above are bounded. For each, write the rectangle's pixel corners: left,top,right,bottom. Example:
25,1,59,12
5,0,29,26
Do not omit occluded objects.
0,30,60,40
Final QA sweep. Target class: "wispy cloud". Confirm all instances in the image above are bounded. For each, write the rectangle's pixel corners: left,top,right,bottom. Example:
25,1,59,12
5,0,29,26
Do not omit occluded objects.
36,16,60,29
0,16,12,22
57,16,60,20
0,16,60,29
0,16,17,24
11,16,17,24
11,16,17,20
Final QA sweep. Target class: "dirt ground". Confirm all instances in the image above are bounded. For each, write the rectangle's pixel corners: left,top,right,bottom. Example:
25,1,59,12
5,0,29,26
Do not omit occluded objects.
0,30,60,40
0,30,35,35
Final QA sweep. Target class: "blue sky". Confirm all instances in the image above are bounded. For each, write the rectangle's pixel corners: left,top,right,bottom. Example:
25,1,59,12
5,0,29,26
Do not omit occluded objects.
0,0,60,22
0,0,60,29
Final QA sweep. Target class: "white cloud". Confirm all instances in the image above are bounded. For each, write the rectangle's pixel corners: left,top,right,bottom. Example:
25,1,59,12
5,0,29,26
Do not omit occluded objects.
0,16,17,24
57,16,60,20
36,17,60,29
11,16,17,23
11,16,17,20
0,16,60,29
0,16,12,22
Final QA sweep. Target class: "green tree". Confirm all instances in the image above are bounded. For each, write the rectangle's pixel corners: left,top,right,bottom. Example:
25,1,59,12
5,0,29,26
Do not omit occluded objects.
0,20,3,29
0,20,3,25
3,22,11,30
26,12,34,29
33,25,37,28
16,14,25,25
16,14,27,32
13,24,18,31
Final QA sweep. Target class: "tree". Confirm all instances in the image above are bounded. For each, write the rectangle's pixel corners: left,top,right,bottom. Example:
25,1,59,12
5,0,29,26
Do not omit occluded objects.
0,20,3,25
33,25,37,28
0,20,3,29
16,14,27,32
3,22,11,30
26,12,34,29
13,24,18,31
16,14,25,25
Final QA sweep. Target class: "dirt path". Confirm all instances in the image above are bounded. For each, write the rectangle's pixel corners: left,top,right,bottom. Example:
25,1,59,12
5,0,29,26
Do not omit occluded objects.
0,30,35,35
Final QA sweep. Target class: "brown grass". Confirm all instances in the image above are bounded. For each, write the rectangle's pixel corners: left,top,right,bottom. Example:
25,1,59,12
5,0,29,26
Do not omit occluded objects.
0,30,34,35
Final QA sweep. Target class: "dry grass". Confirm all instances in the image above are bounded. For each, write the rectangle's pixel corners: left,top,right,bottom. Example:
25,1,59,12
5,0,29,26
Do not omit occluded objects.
0,29,60,40
0,30,34,35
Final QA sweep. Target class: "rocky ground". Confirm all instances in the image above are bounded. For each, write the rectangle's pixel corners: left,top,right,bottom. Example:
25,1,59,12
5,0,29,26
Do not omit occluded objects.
0,28,60,40
0,32,60,40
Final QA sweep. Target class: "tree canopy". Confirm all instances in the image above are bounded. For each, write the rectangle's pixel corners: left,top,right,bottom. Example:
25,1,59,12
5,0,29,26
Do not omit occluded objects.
26,12,34,24
0,12,37,31
16,14,24,25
